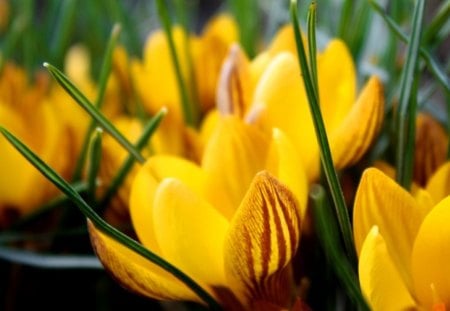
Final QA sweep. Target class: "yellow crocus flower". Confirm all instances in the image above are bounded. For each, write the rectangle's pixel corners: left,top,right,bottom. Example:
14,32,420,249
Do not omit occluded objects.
354,167,450,310
88,115,307,309
0,63,69,220
208,25,384,181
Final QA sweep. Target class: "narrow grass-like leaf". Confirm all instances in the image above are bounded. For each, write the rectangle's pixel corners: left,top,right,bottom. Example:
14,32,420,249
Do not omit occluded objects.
394,0,425,189
155,0,198,127
43,62,145,164
370,0,449,93
310,185,370,310
337,0,352,40
307,2,319,99
87,128,103,204
228,0,258,57
423,1,450,45
290,0,356,263
72,24,124,180
99,108,167,208
50,0,77,66
0,127,222,310
0,17,26,71
0,246,102,269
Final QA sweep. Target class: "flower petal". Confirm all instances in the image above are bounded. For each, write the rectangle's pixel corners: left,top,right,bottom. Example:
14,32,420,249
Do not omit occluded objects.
129,155,205,252
329,76,384,170
153,178,229,286
317,40,356,133
202,116,271,219
412,196,450,308
266,128,308,218
88,221,202,302
353,168,430,291
359,226,416,311
425,161,450,204
224,171,301,308
252,52,319,180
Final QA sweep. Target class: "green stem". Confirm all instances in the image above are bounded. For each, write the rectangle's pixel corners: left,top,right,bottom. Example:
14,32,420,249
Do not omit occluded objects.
72,24,123,181
51,0,77,66
307,2,319,99
423,1,450,45
87,128,103,204
310,185,370,310
0,127,222,310
290,0,356,263
155,0,198,127
44,62,145,165
394,0,425,190
337,0,352,40
370,0,449,94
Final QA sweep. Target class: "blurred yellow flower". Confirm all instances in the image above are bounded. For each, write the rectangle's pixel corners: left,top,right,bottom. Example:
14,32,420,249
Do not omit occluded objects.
354,167,450,310
0,63,69,221
89,115,307,309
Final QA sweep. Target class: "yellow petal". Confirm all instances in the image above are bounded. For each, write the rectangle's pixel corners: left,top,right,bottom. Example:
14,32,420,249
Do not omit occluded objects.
329,76,384,170
412,196,450,308
359,226,416,311
252,52,319,180
138,27,189,120
130,155,205,252
266,128,308,218
153,178,229,286
202,116,271,219
426,161,450,204
88,221,202,302
353,168,430,291
267,24,298,56
224,171,301,308
193,14,238,111
317,40,356,132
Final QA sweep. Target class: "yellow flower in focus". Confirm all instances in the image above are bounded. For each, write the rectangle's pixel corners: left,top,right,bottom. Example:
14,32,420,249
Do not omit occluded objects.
88,116,307,309
206,25,384,182
0,63,69,221
354,167,450,310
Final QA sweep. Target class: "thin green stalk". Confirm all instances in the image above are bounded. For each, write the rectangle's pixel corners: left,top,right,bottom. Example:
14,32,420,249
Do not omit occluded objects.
72,24,123,180
0,16,27,71
423,1,450,45
394,0,425,189
155,0,198,127
87,128,103,204
337,0,352,39
51,0,77,66
44,62,145,164
307,2,318,99
370,0,449,94
310,185,370,310
98,108,167,208
290,0,356,263
0,127,222,310
228,0,258,57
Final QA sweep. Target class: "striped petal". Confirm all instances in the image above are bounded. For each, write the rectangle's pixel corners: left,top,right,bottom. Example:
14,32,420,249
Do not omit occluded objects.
353,168,430,291
129,155,206,252
224,171,301,308
412,196,450,308
202,116,271,219
266,128,308,218
425,161,450,204
359,226,416,311
329,76,384,170
88,221,202,303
